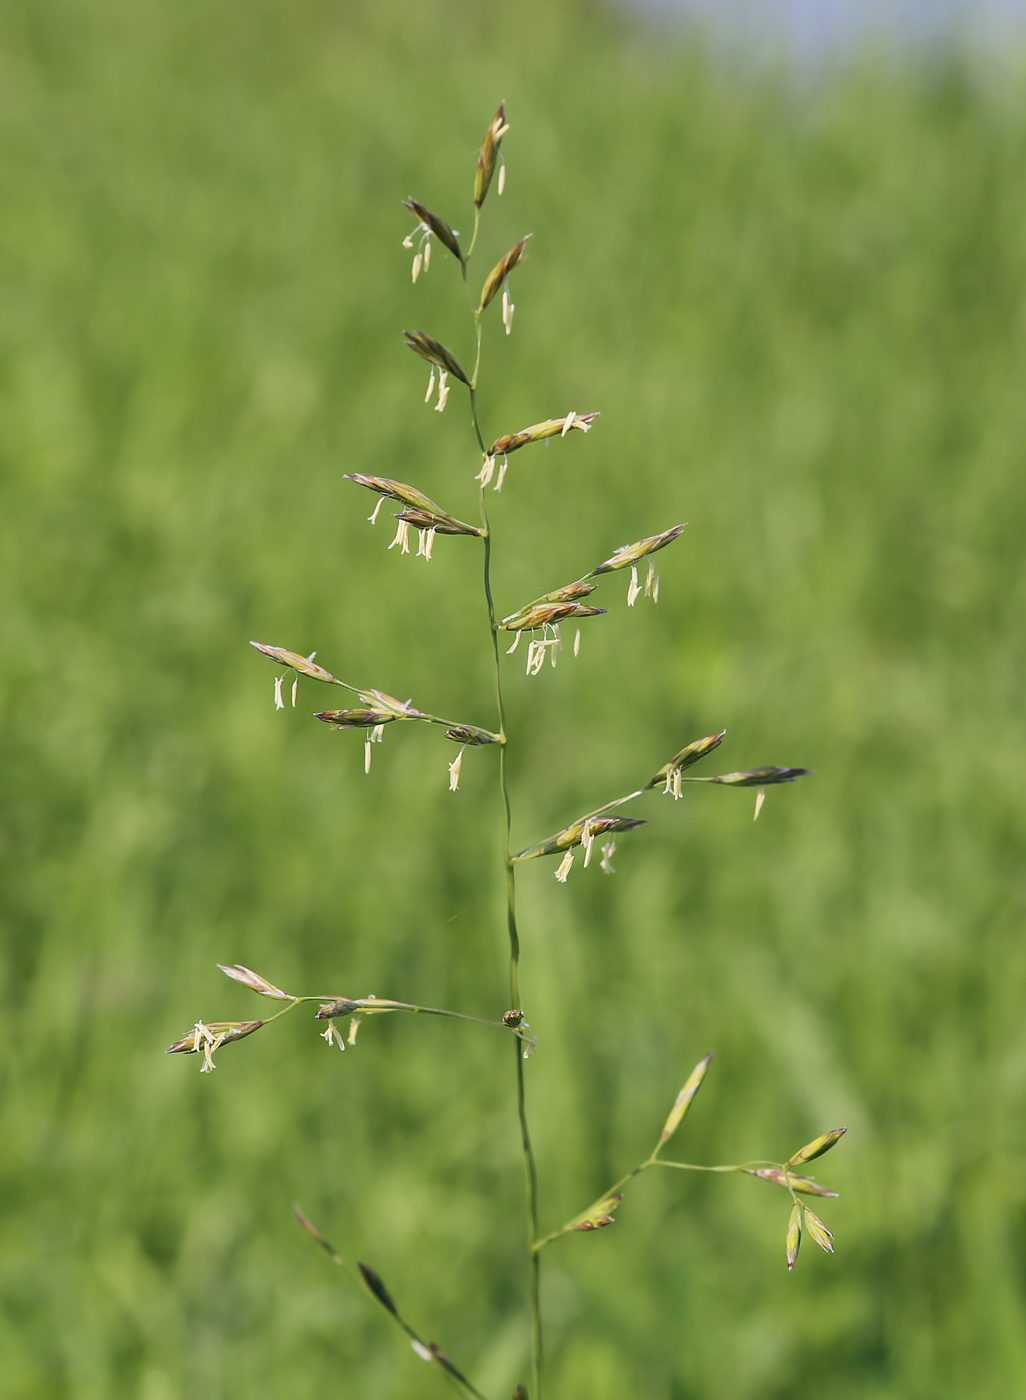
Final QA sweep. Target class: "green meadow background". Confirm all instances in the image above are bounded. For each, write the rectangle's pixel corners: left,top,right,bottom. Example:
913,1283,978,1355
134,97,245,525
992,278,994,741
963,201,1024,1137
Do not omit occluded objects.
2,1,1026,1396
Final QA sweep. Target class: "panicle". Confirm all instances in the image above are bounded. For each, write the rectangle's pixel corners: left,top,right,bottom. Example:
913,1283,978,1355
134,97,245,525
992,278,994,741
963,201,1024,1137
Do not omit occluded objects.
479,236,532,313
217,964,291,999
314,709,398,729
786,1127,847,1167
570,1195,623,1231
474,102,509,207
515,813,646,862
710,767,812,787
393,507,482,537
648,731,726,790
802,1205,835,1254
592,523,687,574
445,724,500,746
786,1203,802,1271
358,1262,400,1318
502,601,606,632
165,1019,264,1072
345,474,479,536
402,199,462,263
250,642,342,685
751,1168,838,1198
402,331,470,385
487,413,599,460
659,1051,713,1143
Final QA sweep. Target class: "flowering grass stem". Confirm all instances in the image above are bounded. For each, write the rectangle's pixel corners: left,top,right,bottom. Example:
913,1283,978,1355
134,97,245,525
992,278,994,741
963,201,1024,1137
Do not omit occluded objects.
467,239,543,1400
171,103,833,1400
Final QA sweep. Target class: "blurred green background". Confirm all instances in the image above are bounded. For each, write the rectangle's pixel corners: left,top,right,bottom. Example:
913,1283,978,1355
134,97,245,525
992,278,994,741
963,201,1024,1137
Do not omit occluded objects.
2,1,1025,1396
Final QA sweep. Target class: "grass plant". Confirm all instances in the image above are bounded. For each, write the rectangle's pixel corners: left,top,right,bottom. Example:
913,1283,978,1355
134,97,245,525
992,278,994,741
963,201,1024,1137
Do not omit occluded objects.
2,3,1026,1397
164,104,840,1399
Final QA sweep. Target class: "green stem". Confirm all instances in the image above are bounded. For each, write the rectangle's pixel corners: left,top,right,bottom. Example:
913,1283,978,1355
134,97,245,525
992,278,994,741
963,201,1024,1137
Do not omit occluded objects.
470,309,542,1398
466,205,481,261
518,1047,542,1398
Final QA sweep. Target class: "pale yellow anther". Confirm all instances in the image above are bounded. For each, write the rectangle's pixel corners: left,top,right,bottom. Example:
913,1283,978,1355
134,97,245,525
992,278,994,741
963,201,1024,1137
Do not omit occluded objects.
627,566,642,607
448,746,466,792
388,520,411,554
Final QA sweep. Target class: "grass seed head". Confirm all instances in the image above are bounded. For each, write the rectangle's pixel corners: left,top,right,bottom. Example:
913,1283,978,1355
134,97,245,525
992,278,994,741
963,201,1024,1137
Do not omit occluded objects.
648,731,726,789
357,1262,399,1318
752,1168,838,1198
402,331,469,384
474,102,508,207
445,724,498,746
479,236,532,313
165,1020,264,1071
315,999,361,1019
786,1126,847,1167
802,1206,835,1254
786,1203,802,1271
315,709,397,729
217,964,291,999
488,412,598,459
571,1194,623,1231
394,507,482,537
593,523,687,574
660,1051,713,1143
402,198,462,263
249,642,341,685
711,766,811,787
